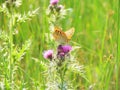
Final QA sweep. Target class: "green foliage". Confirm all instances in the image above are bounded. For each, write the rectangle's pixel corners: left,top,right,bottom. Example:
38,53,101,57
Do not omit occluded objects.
0,0,119,90
0,0,39,89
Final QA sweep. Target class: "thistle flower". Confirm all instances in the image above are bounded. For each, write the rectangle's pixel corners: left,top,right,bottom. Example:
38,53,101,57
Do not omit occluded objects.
57,45,72,54
43,50,53,60
50,0,59,5
57,45,72,61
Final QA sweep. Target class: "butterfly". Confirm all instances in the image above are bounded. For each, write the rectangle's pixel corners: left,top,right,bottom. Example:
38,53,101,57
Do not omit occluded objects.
53,27,75,44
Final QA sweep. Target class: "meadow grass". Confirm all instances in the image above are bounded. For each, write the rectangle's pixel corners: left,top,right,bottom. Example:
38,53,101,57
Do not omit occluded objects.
0,0,119,90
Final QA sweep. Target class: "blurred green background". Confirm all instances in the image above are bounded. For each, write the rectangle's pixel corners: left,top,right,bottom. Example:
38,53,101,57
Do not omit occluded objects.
0,0,119,90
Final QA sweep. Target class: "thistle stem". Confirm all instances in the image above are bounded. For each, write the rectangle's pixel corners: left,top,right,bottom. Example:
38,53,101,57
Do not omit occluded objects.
58,63,67,90
60,69,64,90
9,16,13,87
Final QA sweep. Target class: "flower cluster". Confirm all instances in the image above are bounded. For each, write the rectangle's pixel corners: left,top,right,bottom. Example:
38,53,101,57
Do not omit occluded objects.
43,1,84,89
43,45,72,62
46,0,67,28
43,0,72,65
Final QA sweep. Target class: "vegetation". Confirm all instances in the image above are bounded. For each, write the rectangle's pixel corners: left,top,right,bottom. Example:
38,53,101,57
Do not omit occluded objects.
0,0,119,90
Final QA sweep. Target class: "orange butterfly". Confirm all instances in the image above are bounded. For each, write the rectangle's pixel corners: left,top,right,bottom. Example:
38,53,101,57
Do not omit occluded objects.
53,27,75,44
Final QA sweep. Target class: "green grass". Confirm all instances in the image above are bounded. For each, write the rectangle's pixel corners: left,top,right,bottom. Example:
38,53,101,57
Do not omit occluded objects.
0,0,119,90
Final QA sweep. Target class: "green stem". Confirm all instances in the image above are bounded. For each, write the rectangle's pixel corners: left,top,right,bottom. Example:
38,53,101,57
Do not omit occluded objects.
60,68,64,90
100,15,108,63
9,14,14,89
116,0,120,90
59,63,67,90
99,14,108,89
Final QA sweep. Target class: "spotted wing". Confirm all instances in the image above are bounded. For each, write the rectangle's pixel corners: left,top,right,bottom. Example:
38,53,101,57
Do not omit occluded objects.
65,28,75,40
53,27,67,43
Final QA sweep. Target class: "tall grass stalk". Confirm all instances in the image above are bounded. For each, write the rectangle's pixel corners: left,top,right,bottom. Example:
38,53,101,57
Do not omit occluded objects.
9,11,14,89
116,0,120,90
0,0,39,89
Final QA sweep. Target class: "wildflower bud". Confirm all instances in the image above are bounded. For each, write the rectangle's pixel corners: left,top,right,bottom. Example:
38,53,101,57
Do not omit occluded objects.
49,5,53,11
56,5,63,12
57,52,65,60
50,0,59,5
43,50,53,61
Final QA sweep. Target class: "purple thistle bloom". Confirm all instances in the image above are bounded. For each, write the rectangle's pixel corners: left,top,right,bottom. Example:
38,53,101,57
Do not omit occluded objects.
43,50,53,60
57,45,72,61
58,45,72,54
50,0,59,5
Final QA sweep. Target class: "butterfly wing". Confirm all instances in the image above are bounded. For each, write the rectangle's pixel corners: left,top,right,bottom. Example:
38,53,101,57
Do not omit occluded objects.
53,27,68,43
65,28,75,40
